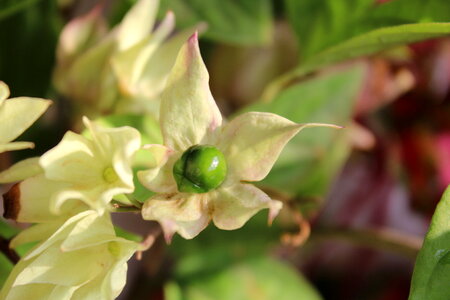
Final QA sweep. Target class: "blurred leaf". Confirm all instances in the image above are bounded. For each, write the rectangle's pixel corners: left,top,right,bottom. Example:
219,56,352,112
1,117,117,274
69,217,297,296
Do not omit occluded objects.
0,0,60,98
263,22,450,101
159,0,273,46
243,65,364,199
0,253,13,289
0,221,19,239
299,22,450,76
0,0,43,21
285,0,450,60
167,256,322,300
409,185,450,300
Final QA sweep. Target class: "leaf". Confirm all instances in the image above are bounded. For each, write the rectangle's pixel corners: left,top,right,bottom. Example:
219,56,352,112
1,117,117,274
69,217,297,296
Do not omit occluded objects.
263,22,450,101
300,22,450,76
168,256,322,300
285,0,450,61
242,65,363,199
409,185,450,300
159,0,273,46
0,0,43,21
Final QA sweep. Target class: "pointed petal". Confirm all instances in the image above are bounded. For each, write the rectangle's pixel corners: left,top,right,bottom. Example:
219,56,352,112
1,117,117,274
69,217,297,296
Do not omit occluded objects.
0,157,43,183
10,222,61,249
211,183,282,230
0,81,9,104
218,112,341,181
0,97,51,144
116,0,159,51
142,193,210,241
160,33,222,151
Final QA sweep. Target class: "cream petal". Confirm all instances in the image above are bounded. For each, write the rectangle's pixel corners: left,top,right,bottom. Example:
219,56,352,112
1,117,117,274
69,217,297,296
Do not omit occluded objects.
211,183,283,230
218,112,341,182
0,81,10,104
0,97,51,144
142,193,210,241
116,0,159,51
160,32,222,151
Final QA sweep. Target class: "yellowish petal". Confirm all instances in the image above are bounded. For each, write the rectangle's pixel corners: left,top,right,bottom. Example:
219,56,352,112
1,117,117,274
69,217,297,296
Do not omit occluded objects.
160,32,222,151
218,112,341,182
211,183,283,230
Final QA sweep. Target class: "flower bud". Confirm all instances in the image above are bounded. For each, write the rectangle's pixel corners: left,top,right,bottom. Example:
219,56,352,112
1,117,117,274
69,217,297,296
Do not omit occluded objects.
173,145,227,193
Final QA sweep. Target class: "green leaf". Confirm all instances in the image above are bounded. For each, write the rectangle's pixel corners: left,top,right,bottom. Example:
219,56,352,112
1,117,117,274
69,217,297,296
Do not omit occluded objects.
0,253,13,289
168,256,322,300
0,0,43,21
285,0,450,61
114,225,143,243
159,0,273,46
0,220,19,239
263,22,450,101
242,65,363,199
300,22,450,76
409,185,450,300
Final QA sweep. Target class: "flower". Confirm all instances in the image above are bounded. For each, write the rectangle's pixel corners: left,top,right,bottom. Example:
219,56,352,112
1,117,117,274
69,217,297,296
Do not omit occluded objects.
139,33,340,241
0,81,51,153
2,117,141,216
53,0,198,117
0,210,139,300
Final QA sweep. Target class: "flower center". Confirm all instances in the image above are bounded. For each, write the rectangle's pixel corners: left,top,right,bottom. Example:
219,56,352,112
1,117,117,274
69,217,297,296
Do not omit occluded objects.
103,167,119,183
173,145,227,193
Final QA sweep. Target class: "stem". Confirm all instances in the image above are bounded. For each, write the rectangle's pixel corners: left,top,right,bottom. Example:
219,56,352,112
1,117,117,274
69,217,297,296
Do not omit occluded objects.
0,237,19,264
311,226,422,259
125,194,143,209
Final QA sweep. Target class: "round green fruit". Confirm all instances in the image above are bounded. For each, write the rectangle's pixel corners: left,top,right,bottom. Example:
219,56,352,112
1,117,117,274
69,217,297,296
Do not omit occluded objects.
173,145,227,193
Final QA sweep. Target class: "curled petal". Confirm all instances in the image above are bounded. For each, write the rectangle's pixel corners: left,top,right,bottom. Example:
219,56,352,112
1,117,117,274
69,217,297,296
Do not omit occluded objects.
219,112,341,182
160,32,222,151
40,131,103,187
142,193,210,241
0,97,51,144
211,183,283,230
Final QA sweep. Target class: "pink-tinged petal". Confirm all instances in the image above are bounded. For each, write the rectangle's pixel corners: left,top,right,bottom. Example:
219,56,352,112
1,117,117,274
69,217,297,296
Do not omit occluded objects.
142,193,210,241
56,5,107,66
218,112,341,182
137,144,176,193
160,32,222,151
211,183,282,230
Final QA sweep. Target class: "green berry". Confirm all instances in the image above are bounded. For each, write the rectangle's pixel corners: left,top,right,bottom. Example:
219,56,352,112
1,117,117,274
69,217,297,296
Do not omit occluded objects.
173,145,227,193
